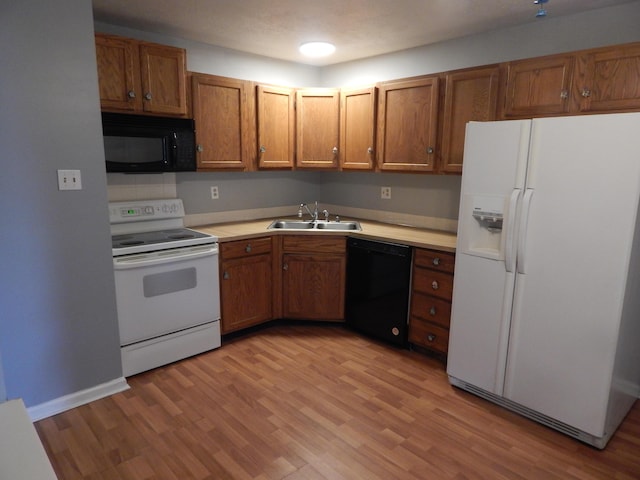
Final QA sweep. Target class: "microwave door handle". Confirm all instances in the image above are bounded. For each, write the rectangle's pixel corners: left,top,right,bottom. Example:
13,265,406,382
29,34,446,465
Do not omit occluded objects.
169,132,178,165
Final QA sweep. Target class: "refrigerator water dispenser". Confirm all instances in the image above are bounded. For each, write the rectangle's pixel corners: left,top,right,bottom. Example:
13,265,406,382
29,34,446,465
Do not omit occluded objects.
458,194,506,260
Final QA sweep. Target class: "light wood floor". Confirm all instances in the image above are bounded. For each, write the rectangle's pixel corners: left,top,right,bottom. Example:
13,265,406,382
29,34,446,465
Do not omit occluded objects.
35,324,640,480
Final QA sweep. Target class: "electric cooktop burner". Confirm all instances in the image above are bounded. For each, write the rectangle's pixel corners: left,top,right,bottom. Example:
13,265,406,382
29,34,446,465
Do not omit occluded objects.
111,228,216,256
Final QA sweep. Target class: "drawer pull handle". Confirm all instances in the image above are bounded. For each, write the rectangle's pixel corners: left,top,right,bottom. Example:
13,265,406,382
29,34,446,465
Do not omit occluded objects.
431,281,439,290
432,257,440,266
427,334,436,342
429,306,436,316
245,244,252,253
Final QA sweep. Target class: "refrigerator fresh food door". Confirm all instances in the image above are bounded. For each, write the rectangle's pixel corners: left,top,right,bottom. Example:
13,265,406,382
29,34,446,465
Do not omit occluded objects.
448,120,531,394
504,113,640,436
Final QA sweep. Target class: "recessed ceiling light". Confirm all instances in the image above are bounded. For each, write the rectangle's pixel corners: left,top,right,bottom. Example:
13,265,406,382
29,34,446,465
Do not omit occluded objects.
299,42,336,58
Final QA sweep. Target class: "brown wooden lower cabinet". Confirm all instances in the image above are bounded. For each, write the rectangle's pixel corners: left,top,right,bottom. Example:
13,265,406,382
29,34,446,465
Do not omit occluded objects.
409,248,455,356
281,235,346,321
219,237,273,334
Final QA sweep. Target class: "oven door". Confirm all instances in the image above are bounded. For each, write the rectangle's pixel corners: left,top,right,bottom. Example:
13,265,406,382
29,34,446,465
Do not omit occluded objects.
113,244,220,346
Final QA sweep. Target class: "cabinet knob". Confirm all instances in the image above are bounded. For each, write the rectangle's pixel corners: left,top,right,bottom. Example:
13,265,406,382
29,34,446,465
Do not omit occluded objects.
332,147,338,155
431,280,439,290
144,92,152,101
259,145,266,154
223,271,230,280
560,90,568,99
429,306,436,316
581,89,592,98
127,90,136,99
427,147,434,154
367,147,374,154
283,263,288,271
427,334,436,342
432,257,440,266
245,244,252,253
196,144,204,153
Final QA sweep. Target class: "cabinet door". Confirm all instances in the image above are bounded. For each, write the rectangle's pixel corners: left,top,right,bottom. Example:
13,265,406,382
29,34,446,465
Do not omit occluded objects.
95,34,142,112
192,74,253,170
220,253,272,334
377,76,439,172
256,85,295,169
503,55,575,118
296,88,340,168
440,66,501,173
339,86,377,170
282,253,346,320
139,43,187,115
576,43,640,113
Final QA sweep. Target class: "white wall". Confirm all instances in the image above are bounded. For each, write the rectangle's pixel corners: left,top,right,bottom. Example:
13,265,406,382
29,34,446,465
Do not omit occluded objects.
0,0,122,408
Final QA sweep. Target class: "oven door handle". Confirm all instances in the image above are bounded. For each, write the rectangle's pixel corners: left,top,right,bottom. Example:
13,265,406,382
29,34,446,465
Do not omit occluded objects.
113,245,218,270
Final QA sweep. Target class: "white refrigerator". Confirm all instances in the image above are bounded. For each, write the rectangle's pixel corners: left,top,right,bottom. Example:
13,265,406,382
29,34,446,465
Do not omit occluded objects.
447,112,640,449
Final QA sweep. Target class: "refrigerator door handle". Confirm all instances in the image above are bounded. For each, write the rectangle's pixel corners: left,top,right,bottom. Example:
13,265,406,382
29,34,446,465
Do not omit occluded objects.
517,189,534,274
505,188,522,273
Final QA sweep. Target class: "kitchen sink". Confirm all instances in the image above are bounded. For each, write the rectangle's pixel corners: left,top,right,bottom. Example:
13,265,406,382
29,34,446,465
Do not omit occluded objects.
268,220,316,230
314,221,361,231
268,219,361,231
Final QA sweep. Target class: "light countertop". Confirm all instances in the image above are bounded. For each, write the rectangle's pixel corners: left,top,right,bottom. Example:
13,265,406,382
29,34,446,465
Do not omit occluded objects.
195,218,457,252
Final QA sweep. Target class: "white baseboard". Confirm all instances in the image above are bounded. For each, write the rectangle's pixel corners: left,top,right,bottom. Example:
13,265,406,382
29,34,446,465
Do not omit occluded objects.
26,377,129,422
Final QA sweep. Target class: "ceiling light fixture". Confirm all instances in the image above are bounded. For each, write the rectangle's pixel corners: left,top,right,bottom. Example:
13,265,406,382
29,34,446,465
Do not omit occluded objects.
299,41,336,58
534,0,549,17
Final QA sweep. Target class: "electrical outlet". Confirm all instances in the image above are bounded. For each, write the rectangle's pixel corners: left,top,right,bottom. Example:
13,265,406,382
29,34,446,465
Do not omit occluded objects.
210,186,219,199
57,169,82,190
381,186,391,199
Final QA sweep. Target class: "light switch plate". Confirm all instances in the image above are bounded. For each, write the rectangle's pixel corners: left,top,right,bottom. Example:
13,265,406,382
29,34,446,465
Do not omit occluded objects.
57,170,82,190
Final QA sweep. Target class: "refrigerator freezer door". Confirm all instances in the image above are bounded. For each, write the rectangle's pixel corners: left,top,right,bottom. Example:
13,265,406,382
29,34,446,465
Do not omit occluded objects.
504,113,640,436
448,119,532,394
449,257,516,394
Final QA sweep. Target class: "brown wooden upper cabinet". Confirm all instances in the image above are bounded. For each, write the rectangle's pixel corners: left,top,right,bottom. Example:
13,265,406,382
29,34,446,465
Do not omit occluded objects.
377,76,439,173
191,73,255,170
296,88,340,169
503,54,575,118
440,66,501,174
95,33,187,116
503,42,640,118
575,43,640,113
339,86,377,170
256,85,296,169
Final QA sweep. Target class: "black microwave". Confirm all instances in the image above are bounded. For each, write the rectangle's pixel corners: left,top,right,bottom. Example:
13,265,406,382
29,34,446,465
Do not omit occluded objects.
102,112,196,173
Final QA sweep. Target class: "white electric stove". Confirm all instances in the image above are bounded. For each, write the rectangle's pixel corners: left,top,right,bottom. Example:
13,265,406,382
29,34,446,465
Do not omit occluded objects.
109,199,221,376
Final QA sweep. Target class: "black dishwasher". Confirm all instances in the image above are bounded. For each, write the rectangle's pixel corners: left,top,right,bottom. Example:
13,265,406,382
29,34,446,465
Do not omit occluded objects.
345,237,412,347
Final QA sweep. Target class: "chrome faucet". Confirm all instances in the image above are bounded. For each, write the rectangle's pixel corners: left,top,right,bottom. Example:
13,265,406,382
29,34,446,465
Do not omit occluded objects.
298,201,319,222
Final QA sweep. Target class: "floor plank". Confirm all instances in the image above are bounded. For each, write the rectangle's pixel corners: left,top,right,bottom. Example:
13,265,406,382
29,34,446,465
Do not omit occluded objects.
35,324,640,479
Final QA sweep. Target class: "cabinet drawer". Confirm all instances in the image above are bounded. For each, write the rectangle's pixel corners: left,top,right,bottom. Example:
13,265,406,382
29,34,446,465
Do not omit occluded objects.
283,235,346,254
409,317,449,353
220,237,272,260
410,292,451,328
413,248,455,273
412,267,453,301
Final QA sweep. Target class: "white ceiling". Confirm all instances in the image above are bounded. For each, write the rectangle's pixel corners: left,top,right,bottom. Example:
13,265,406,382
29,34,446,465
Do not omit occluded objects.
92,0,636,66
